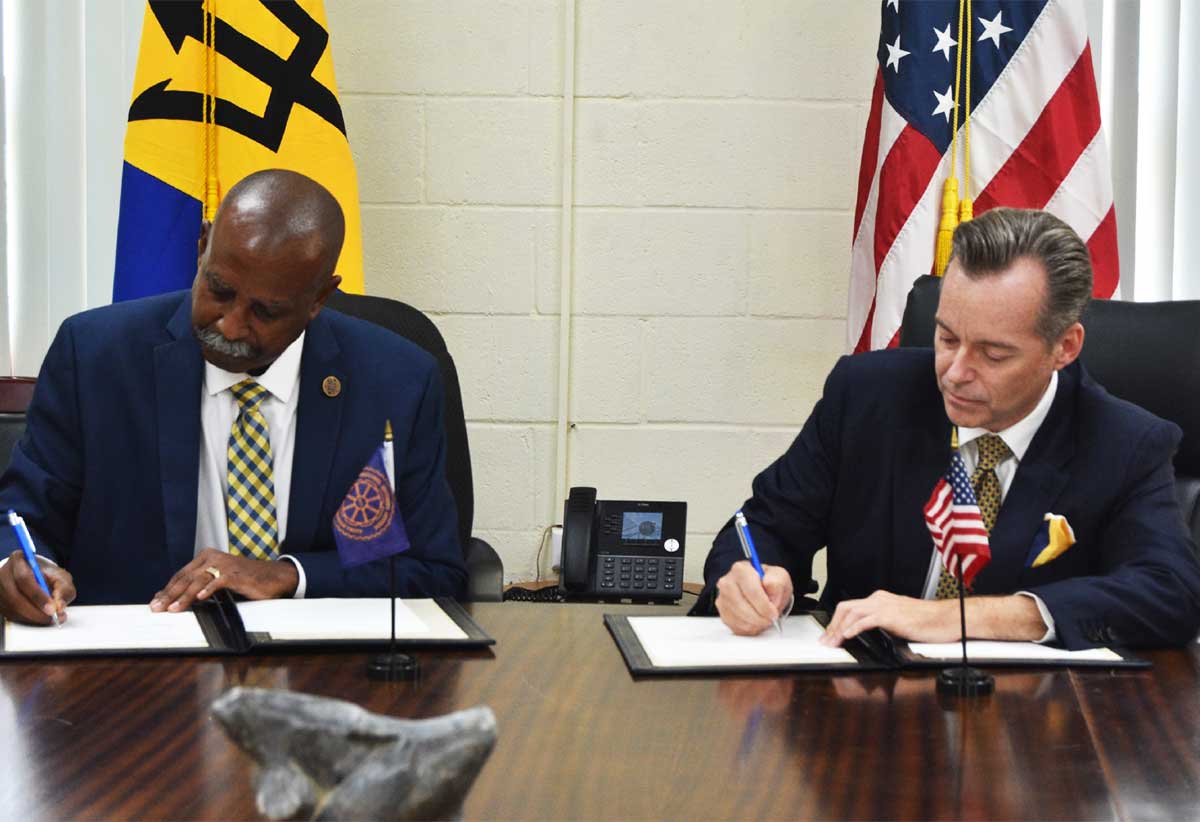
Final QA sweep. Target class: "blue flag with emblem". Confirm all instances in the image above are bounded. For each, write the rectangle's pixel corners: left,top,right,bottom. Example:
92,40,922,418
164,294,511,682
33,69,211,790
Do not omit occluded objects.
333,422,410,567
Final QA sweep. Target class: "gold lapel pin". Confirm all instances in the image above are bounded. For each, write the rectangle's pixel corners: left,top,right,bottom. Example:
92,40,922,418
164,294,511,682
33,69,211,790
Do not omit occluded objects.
322,376,342,398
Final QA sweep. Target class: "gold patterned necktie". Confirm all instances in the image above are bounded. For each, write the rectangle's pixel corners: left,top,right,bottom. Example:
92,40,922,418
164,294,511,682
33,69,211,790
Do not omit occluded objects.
226,379,279,560
935,433,1012,599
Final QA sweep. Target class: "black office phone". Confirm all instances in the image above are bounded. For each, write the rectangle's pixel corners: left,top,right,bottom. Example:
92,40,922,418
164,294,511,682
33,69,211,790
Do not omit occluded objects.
559,487,687,603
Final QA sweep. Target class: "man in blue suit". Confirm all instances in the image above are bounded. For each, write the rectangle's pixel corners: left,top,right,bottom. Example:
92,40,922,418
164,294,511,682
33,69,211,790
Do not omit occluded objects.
698,208,1200,649
0,169,466,625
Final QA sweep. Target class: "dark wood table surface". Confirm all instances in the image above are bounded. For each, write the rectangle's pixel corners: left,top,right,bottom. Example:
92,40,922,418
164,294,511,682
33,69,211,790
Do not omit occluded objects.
1,601,1198,820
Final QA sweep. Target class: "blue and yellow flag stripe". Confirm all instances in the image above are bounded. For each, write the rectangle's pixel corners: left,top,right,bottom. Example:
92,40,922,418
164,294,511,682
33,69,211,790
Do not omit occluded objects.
114,0,363,301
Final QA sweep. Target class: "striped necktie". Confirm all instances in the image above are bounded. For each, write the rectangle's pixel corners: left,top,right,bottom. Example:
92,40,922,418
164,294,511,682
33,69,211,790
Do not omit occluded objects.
226,379,279,560
935,433,1012,599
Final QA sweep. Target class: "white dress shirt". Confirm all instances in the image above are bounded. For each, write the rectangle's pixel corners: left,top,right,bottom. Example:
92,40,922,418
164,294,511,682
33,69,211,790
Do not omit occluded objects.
920,370,1060,642
195,332,309,597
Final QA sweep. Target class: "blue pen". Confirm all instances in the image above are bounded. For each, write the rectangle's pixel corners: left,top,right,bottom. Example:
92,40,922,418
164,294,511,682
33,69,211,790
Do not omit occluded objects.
734,510,782,634
7,511,61,627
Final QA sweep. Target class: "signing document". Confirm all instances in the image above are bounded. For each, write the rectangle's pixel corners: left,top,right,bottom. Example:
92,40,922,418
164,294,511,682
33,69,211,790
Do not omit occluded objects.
0,599,482,657
3,605,209,653
908,641,1122,663
237,598,466,641
627,614,855,669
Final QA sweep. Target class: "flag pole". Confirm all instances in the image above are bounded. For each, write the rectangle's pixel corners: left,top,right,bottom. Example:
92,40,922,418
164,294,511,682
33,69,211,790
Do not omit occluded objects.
390,554,397,658
936,567,994,697
958,571,968,668
366,420,418,682
366,553,418,682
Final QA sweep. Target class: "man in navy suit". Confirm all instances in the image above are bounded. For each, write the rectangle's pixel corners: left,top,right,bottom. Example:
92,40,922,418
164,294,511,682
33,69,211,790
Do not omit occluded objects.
0,170,466,625
698,208,1200,649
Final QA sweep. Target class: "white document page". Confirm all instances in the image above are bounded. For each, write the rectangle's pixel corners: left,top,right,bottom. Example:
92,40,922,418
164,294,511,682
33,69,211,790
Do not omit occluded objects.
908,641,1122,662
3,605,210,653
626,615,856,668
235,598,466,641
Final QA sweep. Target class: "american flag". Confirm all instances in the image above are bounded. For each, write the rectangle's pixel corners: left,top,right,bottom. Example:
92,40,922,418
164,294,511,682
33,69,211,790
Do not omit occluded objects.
849,0,1118,352
924,451,991,590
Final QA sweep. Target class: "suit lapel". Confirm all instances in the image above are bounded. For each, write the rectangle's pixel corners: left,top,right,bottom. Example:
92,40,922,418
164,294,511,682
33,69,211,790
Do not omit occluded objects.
156,297,204,572
283,312,345,552
975,366,1076,592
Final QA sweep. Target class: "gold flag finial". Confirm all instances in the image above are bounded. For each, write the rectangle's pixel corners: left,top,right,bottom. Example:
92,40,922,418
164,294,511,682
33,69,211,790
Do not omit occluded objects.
384,420,393,442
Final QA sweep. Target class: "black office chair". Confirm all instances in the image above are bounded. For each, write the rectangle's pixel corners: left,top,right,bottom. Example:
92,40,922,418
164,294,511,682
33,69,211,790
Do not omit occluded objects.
0,378,36,472
325,290,504,601
898,274,1200,547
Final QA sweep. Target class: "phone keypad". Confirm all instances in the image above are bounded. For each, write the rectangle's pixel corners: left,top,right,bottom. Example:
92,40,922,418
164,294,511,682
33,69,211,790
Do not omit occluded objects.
599,555,682,597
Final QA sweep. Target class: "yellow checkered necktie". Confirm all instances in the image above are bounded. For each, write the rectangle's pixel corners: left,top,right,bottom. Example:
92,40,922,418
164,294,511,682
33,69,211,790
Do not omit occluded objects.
935,433,1012,599
226,379,279,561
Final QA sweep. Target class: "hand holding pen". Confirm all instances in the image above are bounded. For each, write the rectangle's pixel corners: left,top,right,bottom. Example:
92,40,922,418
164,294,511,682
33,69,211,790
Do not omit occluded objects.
714,511,794,636
0,511,74,626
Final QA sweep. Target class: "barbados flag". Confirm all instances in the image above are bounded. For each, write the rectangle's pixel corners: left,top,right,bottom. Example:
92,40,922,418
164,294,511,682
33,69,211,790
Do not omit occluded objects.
113,0,364,301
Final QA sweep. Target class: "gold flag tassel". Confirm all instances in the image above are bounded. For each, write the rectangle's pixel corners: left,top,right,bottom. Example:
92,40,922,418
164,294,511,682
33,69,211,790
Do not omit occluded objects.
935,177,960,278
935,0,971,277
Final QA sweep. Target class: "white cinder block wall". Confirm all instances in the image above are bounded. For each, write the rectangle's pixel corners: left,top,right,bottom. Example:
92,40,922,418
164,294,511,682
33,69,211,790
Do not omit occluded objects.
327,0,879,587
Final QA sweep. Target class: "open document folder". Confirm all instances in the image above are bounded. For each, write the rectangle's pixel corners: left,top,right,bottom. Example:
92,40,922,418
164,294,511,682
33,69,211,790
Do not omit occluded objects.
604,613,1147,676
0,593,493,658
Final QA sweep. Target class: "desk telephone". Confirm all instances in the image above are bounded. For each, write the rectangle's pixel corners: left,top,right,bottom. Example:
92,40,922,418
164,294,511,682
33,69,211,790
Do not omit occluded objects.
559,487,687,603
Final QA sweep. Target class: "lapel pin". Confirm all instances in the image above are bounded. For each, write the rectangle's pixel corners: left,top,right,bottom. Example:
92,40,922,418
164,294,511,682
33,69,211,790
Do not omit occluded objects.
322,376,342,398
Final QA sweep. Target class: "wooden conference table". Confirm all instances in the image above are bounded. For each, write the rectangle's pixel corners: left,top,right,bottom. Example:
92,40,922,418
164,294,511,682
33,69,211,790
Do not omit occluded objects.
1,601,1198,820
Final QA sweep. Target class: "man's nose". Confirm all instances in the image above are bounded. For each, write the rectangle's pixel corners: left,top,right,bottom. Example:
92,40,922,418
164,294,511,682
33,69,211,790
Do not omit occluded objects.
943,348,973,384
216,307,250,341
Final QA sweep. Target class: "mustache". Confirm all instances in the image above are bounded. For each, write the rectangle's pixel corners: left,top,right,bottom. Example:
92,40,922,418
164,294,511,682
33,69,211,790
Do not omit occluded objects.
194,325,259,360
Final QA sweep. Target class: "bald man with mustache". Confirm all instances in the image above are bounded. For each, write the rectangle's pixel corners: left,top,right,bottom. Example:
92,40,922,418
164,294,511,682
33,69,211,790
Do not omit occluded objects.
0,169,466,625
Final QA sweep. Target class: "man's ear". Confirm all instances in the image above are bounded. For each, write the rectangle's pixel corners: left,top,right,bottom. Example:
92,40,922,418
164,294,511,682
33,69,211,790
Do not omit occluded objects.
1053,321,1085,370
197,220,213,257
309,274,342,320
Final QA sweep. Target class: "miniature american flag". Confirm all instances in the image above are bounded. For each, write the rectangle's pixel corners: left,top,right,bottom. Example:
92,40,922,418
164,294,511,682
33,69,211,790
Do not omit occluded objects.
924,450,991,590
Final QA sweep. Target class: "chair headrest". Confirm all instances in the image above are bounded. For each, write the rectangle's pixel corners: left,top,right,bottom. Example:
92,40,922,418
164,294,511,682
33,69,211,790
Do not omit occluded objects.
1078,298,1200,474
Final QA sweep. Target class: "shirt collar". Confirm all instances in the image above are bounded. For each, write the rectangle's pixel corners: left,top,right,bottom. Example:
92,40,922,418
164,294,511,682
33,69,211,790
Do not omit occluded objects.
203,331,306,403
956,369,1058,462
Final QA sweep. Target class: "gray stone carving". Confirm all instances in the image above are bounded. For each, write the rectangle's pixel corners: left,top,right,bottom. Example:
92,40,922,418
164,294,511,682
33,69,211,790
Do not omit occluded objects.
211,686,497,821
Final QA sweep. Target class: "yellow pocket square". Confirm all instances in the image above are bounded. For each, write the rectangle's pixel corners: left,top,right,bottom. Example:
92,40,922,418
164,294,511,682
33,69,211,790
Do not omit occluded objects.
1027,512,1076,568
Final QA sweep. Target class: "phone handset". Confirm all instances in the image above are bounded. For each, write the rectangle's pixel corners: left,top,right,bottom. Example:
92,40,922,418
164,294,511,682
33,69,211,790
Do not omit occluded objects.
559,487,598,594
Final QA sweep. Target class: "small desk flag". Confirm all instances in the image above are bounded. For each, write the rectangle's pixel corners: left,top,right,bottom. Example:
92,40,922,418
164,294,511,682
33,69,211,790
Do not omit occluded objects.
114,0,364,301
924,449,991,590
334,423,410,567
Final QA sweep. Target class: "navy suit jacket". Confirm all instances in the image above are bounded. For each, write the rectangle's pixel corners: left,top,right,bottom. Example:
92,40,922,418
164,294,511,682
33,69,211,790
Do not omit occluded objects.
696,348,1200,649
0,291,467,604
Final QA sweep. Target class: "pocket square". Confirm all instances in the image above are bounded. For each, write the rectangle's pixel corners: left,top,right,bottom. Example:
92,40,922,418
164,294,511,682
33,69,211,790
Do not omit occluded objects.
1027,512,1076,568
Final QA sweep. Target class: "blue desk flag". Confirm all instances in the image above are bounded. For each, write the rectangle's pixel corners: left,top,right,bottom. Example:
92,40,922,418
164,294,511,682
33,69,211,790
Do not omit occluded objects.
333,423,410,567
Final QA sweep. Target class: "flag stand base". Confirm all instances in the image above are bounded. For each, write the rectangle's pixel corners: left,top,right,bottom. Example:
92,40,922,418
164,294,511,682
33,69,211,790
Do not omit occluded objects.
366,652,419,681
936,666,994,696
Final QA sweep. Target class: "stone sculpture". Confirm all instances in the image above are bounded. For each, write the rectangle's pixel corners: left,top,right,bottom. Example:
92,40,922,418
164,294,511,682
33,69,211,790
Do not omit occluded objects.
211,687,497,820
